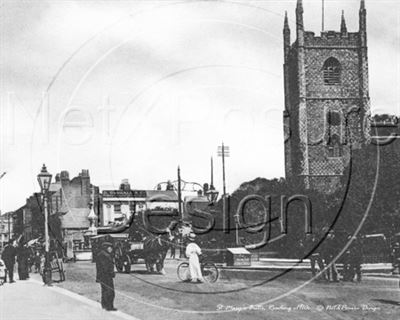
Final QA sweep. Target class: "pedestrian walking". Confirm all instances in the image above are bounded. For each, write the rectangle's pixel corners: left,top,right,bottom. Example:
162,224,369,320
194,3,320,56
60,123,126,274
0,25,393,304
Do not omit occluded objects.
33,251,41,273
341,248,352,281
17,242,30,280
96,242,117,311
185,233,204,283
305,234,326,280
0,258,7,285
348,236,363,282
322,231,339,282
1,240,17,283
391,242,400,275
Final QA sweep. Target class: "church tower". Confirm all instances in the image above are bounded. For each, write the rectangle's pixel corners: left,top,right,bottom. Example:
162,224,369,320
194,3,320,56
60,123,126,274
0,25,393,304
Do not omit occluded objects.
283,0,371,193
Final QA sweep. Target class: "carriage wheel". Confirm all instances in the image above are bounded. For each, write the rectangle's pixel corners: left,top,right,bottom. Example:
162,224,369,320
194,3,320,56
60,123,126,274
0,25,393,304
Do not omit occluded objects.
114,247,124,272
123,255,132,274
202,262,219,283
177,262,189,281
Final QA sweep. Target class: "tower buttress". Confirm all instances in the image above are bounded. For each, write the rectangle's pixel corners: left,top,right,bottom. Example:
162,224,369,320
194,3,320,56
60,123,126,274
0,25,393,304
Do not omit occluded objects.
283,11,291,111
359,0,367,45
341,11,348,36
359,0,370,141
296,0,306,99
283,11,290,61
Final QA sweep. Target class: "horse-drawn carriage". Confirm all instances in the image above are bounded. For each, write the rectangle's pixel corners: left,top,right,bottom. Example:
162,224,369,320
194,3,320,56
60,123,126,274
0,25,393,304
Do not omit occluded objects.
91,233,143,272
91,228,173,274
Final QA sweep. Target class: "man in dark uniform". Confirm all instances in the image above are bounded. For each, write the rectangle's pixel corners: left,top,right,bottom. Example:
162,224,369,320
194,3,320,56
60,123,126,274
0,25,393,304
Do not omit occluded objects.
391,242,400,275
305,234,326,280
322,231,339,282
96,242,117,311
1,240,17,283
348,236,363,282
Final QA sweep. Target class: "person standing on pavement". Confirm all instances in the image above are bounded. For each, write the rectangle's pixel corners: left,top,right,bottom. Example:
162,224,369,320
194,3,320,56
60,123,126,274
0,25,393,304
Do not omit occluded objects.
1,240,17,283
342,235,353,281
348,236,363,282
96,242,117,311
391,242,400,274
305,234,326,280
322,231,339,282
17,242,30,280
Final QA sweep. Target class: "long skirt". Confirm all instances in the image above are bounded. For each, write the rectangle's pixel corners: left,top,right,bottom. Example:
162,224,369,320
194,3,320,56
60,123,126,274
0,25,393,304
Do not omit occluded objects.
18,259,29,280
188,254,203,281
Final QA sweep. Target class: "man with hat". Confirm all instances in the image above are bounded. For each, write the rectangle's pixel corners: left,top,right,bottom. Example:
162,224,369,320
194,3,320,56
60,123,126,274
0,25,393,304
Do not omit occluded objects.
185,233,204,283
1,239,17,283
96,242,117,311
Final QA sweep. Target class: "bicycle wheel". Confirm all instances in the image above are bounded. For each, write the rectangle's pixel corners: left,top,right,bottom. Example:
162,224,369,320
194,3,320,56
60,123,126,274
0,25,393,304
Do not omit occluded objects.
177,262,189,281
202,262,219,283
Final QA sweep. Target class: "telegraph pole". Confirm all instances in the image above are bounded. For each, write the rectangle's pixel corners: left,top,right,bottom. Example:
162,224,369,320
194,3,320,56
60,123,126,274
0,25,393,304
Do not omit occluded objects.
177,166,182,222
217,143,229,196
218,143,230,236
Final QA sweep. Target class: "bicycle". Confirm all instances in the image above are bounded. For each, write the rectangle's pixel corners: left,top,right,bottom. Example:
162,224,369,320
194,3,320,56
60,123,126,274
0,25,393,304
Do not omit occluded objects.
177,255,219,283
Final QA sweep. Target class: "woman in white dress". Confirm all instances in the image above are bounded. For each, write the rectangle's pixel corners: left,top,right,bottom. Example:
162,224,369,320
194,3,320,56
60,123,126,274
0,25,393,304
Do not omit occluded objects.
185,233,204,283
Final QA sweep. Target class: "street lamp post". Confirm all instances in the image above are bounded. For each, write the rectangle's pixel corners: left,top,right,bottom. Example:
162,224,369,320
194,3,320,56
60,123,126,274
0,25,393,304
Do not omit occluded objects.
87,202,98,236
37,164,52,285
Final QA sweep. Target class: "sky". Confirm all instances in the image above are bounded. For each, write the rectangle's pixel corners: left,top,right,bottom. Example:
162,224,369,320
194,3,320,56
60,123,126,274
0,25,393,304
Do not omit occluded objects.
0,0,399,213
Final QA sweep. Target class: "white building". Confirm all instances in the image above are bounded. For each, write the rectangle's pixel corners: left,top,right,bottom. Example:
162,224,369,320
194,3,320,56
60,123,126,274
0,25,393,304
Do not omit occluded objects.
101,180,147,226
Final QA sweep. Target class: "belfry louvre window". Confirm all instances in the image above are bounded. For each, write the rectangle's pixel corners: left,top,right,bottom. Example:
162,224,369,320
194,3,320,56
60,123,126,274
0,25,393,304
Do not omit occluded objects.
323,58,341,85
326,111,341,126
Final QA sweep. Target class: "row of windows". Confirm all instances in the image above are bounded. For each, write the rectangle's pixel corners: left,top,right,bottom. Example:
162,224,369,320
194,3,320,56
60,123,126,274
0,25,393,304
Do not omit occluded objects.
107,203,136,212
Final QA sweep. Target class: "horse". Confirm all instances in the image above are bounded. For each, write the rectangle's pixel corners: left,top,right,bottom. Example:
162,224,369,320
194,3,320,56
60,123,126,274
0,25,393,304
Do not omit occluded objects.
143,232,173,274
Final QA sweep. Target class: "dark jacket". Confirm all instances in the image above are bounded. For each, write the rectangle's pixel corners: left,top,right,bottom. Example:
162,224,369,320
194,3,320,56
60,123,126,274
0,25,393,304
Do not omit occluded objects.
96,250,115,282
321,235,338,260
1,244,17,265
349,239,363,264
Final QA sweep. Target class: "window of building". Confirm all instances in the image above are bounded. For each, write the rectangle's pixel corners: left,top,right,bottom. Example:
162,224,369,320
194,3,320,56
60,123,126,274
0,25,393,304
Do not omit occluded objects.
328,134,342,158
326,111,341,126
323,57,341,85
114,204,121,212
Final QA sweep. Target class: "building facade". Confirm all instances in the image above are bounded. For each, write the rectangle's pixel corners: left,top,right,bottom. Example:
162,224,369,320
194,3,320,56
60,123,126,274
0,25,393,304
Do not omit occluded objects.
283,0,371,193
49,169,100,257
0,212,14,250
101,179,147,226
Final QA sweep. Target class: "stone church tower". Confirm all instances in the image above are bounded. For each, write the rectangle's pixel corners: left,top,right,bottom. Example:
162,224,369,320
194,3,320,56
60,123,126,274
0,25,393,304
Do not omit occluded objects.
283,0,371,193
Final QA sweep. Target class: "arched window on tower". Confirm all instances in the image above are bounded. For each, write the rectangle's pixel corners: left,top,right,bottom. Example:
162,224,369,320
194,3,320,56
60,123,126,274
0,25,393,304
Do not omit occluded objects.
328,134,342,158
326,111,341,126
323,57,341,85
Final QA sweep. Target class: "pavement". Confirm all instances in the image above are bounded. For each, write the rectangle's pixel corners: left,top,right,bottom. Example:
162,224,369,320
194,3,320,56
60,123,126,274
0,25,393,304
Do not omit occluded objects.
0,275,140,320
0,259,398,320
219,258,399,280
